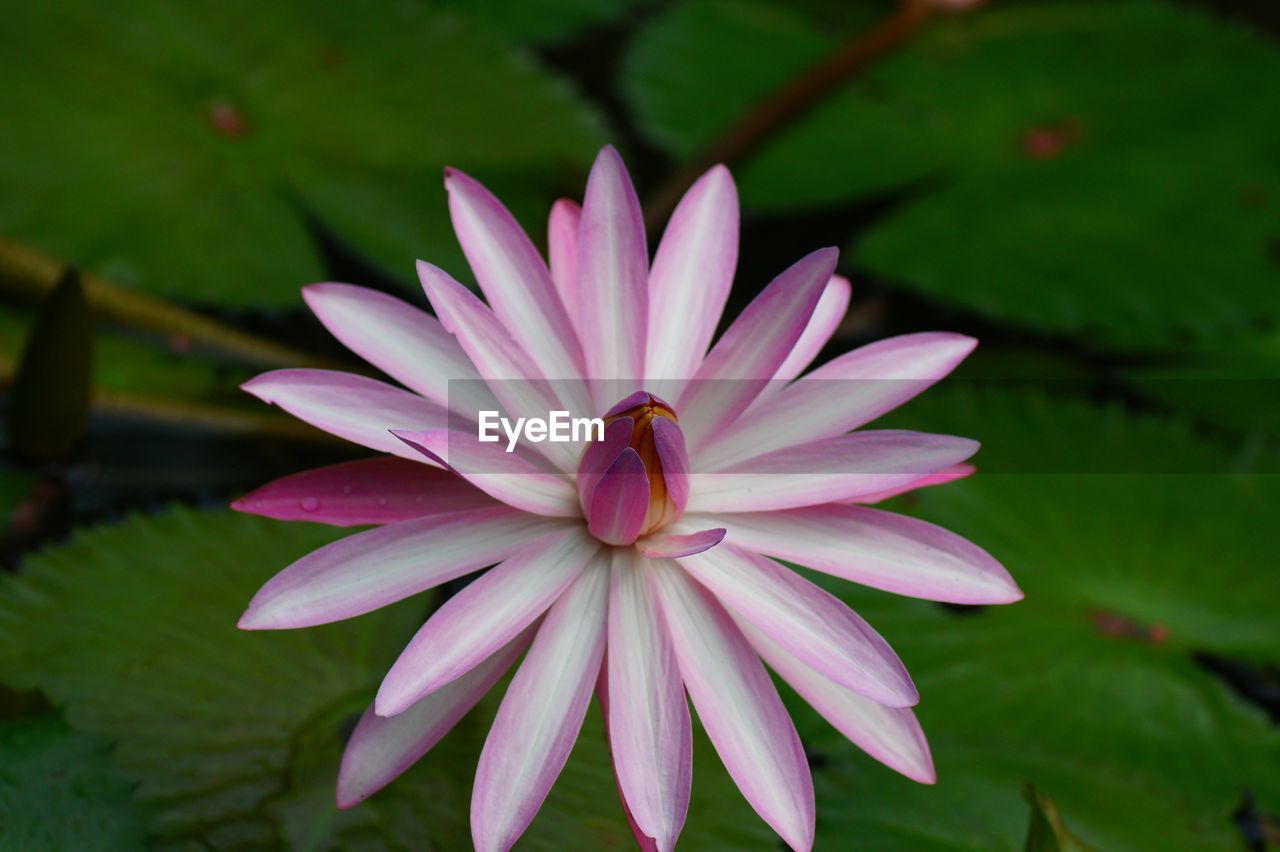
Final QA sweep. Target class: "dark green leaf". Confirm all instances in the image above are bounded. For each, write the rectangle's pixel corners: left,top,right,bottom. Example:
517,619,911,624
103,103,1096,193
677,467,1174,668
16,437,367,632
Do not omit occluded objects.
624,0,1280,350
0,509,418,847
801,389,1280,850
0,1,606,306
0,714,147,851
1121,340,1280,467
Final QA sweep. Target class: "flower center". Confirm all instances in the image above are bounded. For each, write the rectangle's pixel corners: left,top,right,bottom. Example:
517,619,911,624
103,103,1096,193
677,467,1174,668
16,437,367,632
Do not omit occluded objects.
578,391,690,546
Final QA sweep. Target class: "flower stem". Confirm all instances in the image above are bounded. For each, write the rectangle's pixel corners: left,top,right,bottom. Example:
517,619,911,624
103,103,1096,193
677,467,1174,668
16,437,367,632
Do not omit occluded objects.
642,0,939,229
0,235,328,368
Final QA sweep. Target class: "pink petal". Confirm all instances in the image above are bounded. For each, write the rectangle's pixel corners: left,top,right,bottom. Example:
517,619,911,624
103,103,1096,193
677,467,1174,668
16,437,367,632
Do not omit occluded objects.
578,146,649,394
848,463,975,504
302,283,494,416
606,551,692,852
651,417,690,514
649,561,814,851
604,390,657,418
681,544,917,707
417,261,589,471
677,248,838,453
695,503,1022,605
735,620,935,784
238,507,558,630
586,447,650,546
577,417,634,510
548,199,582,326
375,528,600,717
596,664,662,852
771,274,851,384
445,167,586,388
232,458,496,527
336,626,536,808
635,527,726,559
242,369,446,461
391,428,578,517
704,332,977,471
687,430,980,513
645,165,739,382
472,558,609,852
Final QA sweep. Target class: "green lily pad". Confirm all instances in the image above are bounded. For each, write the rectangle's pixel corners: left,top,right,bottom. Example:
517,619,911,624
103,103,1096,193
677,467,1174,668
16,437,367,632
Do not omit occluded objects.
799,389,1280,850
623,0,1280,351
0,0,605,307
0,714,148,851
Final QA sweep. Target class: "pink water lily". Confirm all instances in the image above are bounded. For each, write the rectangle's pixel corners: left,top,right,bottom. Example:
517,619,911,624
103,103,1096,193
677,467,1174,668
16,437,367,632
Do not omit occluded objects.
234,145,1021,852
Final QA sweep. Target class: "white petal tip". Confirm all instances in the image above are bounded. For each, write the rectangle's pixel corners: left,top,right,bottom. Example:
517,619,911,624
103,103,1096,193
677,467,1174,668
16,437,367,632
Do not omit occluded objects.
870,682,921,710
778,825,815,852
236,608,270,631
300,281,338,299
470,824,515,852
239,377,270,399
372,694,405,719
937,333,979,362
997,584,1025,604
373,677,427,718
696,163,736,193
335,788,365,810
966,568,1024,605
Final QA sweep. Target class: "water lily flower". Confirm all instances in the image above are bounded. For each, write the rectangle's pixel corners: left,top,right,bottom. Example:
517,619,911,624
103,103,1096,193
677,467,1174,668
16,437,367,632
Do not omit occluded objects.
234,145,1021,852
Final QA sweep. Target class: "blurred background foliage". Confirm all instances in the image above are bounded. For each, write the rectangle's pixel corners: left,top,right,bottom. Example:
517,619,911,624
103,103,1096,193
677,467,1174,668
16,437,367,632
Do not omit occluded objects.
0,0,1277,849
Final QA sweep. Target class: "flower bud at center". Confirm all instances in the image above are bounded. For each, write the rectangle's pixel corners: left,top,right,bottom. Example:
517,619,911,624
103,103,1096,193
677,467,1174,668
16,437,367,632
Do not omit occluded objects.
579,391,690,545
606,394,679,535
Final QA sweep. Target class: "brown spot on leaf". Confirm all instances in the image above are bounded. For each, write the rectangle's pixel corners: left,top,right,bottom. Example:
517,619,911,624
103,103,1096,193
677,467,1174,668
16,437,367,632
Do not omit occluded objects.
321,45,346,69
168,334,192,355
1020,118,1083,160
1090,608,1169,644
208,101,251,139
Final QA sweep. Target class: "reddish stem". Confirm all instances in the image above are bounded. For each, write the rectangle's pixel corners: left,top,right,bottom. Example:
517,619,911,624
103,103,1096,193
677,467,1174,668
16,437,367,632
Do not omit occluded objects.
642,0,939,229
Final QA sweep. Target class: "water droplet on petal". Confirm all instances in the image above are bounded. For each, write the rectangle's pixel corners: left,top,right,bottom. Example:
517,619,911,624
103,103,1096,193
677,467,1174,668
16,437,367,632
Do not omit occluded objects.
377,497,388,506
301,496,320,512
